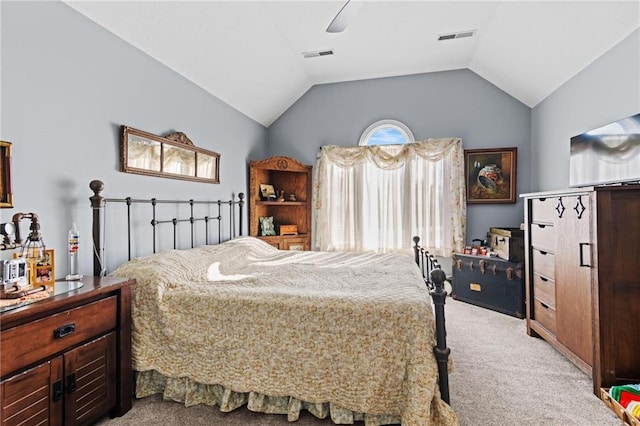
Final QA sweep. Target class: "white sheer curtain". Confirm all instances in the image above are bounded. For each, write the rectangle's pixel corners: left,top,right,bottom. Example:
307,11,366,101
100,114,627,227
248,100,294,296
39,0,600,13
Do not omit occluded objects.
313,138,466,255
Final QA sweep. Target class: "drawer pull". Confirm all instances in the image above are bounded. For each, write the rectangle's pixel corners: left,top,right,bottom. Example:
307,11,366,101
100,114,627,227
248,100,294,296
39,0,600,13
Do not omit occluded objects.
53,380,63,402
506,267,513,280
540,276,548,282
54,323,76,339
538,250,548,255
555,198,565,218
579,242,591,267
536,224,546,229
540,302,550,309
574,196,586,219
66,373,76,393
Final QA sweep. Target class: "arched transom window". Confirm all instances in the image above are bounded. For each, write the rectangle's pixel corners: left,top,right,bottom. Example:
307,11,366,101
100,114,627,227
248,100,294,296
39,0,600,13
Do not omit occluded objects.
358,120,415,146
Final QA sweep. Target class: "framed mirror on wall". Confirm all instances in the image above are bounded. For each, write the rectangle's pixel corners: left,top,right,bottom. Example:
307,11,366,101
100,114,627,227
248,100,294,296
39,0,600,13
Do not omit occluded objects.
121,126,220,184
0,141,13,208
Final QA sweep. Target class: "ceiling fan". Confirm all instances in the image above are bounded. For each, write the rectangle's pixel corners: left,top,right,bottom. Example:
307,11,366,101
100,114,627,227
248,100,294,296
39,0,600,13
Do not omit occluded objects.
326,0,362,33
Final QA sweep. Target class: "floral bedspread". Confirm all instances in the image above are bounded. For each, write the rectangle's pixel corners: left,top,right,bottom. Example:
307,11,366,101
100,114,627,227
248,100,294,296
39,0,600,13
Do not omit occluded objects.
111,236,458,425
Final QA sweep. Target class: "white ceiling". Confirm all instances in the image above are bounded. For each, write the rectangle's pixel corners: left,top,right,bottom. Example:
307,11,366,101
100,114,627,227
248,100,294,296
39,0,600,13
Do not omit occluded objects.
64,1,640,127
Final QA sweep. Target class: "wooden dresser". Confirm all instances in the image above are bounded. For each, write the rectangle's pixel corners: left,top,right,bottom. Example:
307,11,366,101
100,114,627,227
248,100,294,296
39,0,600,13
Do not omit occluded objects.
522,185,640,394
0,276,134,425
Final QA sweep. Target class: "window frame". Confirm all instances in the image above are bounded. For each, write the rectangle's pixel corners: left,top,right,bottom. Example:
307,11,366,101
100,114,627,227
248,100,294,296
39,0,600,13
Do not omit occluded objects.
358,119,415,146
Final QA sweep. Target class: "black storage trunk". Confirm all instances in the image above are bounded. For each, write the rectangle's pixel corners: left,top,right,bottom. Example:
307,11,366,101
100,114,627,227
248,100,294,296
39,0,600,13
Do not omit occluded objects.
451,253,525,318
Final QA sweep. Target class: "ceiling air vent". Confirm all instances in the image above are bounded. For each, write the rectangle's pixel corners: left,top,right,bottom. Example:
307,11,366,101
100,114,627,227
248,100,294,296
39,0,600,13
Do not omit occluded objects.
438,29,476,41
302,49,334,59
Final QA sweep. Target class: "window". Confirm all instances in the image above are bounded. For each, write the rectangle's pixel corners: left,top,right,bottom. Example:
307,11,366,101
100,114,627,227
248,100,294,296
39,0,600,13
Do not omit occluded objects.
358,120,415,146
314,139,466,255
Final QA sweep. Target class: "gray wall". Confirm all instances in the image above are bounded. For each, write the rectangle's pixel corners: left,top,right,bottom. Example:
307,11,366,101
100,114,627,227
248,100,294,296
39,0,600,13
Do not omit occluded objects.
531,29,640,191
269,69,532,245
2,1,636,276
1,1,267,274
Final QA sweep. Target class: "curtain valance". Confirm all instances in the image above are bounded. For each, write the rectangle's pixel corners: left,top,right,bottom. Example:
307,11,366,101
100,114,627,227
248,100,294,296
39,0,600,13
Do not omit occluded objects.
314,138,466,255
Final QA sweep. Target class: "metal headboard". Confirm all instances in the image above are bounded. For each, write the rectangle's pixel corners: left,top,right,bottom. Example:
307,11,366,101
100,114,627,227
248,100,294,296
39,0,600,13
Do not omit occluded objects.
90,180,244,276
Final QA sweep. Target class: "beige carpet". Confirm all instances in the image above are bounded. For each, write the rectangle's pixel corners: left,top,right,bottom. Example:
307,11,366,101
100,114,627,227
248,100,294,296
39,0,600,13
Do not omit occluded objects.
445,298,618,425
96,297,619,426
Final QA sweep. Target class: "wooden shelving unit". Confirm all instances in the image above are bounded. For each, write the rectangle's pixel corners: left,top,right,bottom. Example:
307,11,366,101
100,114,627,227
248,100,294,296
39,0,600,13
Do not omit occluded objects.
249,156,312,250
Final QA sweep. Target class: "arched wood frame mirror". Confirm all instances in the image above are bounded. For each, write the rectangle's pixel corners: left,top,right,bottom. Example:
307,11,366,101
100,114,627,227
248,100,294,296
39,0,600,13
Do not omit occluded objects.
121,126,220,184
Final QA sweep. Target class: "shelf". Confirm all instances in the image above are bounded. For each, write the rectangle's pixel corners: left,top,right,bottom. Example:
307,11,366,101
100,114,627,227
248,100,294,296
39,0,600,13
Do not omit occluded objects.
259,233,308,238
257,200,306,206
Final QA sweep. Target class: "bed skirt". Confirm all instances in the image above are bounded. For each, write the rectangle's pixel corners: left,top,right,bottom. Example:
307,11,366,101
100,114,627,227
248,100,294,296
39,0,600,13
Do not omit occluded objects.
135,370,402,425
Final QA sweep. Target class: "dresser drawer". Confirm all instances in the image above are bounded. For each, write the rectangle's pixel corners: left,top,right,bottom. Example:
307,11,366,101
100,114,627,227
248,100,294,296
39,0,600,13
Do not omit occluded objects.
530,223,555,251
1,296,117,377
532,248,555,278
282,236,308,251
533,273,555,308
533,298,556,335
258,236,281,249
531,197,558,224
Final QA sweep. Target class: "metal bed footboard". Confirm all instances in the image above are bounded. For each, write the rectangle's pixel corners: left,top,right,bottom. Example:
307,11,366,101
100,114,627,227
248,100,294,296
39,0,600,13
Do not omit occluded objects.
413,235,451,405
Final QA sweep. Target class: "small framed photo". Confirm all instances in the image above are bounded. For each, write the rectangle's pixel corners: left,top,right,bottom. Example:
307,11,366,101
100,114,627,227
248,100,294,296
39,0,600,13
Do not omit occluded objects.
464,147,517,204
259,216,276,236
259,184,276,200
27,249,56,289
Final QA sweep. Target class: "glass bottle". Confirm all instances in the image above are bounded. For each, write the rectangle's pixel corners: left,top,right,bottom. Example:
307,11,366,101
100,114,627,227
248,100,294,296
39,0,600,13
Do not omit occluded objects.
68,223,79,278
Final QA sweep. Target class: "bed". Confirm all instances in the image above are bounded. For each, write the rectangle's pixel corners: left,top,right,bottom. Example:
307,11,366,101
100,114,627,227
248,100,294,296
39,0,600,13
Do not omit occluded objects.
89,180,457,425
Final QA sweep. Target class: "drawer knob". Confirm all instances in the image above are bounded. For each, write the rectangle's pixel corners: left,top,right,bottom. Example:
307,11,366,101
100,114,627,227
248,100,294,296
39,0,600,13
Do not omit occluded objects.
54,323,76,339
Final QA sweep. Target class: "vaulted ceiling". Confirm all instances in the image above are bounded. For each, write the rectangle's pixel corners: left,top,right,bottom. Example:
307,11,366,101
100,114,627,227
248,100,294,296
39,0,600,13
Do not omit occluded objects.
64,1,639,127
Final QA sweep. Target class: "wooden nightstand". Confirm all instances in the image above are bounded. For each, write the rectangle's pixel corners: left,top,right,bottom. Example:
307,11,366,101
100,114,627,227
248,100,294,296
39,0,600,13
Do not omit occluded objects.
0,276,134,425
